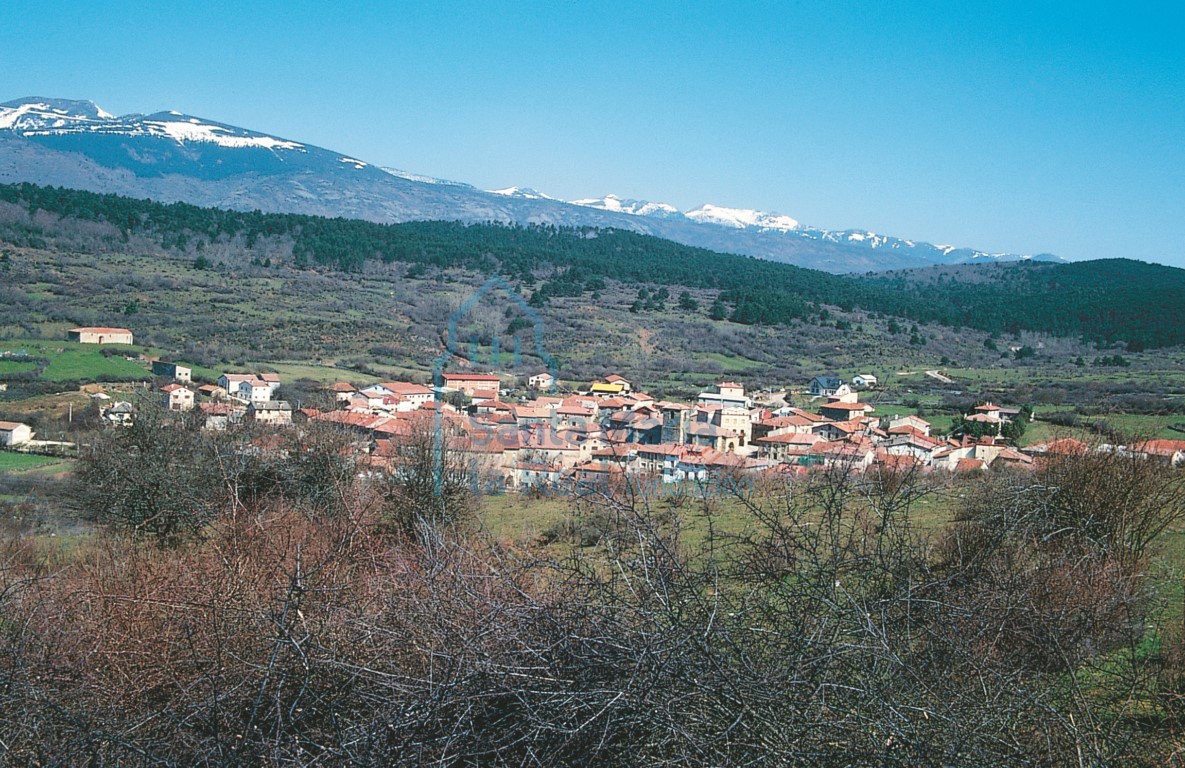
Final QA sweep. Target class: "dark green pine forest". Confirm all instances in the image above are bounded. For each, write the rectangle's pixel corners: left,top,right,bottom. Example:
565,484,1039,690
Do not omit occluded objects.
2,182,1182,350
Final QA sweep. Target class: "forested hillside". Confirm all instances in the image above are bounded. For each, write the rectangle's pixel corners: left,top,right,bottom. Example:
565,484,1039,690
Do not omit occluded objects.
861,260,1185,351
2,183,1183,349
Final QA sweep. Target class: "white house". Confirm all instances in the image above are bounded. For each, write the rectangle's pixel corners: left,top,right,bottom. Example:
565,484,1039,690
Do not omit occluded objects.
852,374,878,388
0,421,33,447
219,373,281,403
697,381,751,409
528,372,555,390
238,379,274,403
161,383,195,411
377,381,435,411
103,402,135,426
808,376,851,398
68,327,133,345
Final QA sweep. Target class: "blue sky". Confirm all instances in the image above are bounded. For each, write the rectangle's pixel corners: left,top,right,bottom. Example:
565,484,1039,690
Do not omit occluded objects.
3,1,1183,266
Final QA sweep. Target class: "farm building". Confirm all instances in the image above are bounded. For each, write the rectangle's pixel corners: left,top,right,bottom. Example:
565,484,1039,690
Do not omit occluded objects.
0,421,33,447
152,361,193,382
68,327,134,345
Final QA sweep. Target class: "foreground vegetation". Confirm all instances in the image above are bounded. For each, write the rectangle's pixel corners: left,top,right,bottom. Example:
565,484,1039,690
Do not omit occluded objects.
2,181,1185,763
0,406,1182,764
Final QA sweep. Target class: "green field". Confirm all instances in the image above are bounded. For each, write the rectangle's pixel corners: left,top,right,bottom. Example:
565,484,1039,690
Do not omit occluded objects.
0,340,149,382
699,352,767,372
261,361,382,385
0,359,38,375
0,452,63,473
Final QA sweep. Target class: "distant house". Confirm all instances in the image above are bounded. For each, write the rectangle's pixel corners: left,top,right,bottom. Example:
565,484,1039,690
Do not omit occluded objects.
1128,440,1185,468
379,381,434,410
819,399,872,421
152,361,193,383
68,327,134,345
248,400,293,426
590,382,625,397
697,381,751,409
218,373,281,401
528,372,555,390
888,414,932,437
218,373,255,393
199,402,245,431
198,384,227,400
238,379,274,403
161,383,195,411
808,375,850,398
852,374,878,389
441,373,502,397
0,421,33,447
218,373,280,403
103,401,134,426
329,382,358,404
604,375,632,394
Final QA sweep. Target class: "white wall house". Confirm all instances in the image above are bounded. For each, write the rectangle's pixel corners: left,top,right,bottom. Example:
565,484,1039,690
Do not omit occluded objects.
0,421,33,447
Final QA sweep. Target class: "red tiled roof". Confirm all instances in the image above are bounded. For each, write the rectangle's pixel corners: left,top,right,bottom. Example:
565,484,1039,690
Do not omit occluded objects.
757,432,819,445
874,451,921,470
993,448,1034,465
1132,440,1185,457
820,401,869,411
1027,438,1090,456
70,326,132,334
381,381,433,396
888,425,928,438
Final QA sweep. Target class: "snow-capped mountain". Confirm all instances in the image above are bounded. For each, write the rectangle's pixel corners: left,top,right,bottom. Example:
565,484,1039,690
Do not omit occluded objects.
569,194,685,220
0,96,1060,272
489,186,555,201
563,193,1053,265
684,203,799,232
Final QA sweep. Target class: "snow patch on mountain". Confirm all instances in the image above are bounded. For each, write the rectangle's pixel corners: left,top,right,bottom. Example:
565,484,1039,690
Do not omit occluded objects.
489,186,555,200
142,119,304,150
570,194,683,219
685,203,799,232
381,167,474,188
0,100,109,130
1,99,308,152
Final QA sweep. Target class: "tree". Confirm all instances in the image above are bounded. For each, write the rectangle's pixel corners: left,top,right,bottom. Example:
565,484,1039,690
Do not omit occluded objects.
71,399,225,544
374,413,479,540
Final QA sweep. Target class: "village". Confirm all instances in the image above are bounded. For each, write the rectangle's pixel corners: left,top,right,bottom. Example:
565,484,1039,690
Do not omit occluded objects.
6,325,1184,497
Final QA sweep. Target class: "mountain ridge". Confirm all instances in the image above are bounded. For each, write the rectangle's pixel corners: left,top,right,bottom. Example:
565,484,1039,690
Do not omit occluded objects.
0,96,1060,273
